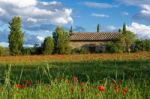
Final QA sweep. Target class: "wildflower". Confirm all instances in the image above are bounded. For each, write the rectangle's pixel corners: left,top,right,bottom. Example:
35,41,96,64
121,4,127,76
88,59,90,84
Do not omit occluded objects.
119,80,123,84
81,88,84,92
73,76,78,84
98,85,105,92
65,79,70,84
114,85,119,93
24,80,32,85
96,93,99,96
122,87,128,95
80,82,86,86
15,84,25,88
70,87,74,92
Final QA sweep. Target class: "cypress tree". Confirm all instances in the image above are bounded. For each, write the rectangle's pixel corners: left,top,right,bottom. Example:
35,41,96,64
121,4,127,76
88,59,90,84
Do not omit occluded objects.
69,26,73,33
122,23,126,34
97,24,100,32
8,16,24,55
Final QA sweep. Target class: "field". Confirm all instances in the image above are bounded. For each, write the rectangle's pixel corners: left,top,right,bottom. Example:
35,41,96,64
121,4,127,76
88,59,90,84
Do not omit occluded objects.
0,52,150,99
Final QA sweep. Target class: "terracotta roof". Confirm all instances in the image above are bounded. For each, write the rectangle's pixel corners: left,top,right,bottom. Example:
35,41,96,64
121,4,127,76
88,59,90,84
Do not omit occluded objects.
70,32,121,41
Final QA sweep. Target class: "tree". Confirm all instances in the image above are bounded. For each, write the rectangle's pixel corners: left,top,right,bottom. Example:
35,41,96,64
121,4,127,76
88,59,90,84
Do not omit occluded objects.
97,24,100,32
8,16,24,55
42,37,54,55
120,24,136,52
118,28,121,32
122,23,127,34
69,26,73,33
53,26,71,54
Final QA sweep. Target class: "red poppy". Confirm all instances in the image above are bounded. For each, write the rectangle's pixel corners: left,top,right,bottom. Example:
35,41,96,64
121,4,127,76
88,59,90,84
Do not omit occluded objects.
70,87,74,92
114,85,119,93
81,88,84,92
122,87,128,95
98,85,105,92
24,80,32,85
15,84,25,88
80,82,86,86
73,76,78,83
96,93,99,96
119,80,123,83
65,79,70,84
16,84,22,88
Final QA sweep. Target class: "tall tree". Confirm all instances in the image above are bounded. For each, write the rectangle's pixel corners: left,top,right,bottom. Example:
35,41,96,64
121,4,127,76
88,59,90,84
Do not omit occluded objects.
53,26,70,54
69,26,73,33
97,24,100,32
8,16,24,55
42,37,54,55
118,28,121,32
122,23,127,34
120,24,136,52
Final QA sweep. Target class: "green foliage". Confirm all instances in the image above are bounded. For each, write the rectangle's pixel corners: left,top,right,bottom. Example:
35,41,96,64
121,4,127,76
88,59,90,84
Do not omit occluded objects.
8,16,24,55
120,24,136,52
22,48,33,55
134,39,150,52
106,41,123,53
42,37,54,55
53,26,71,54
71,48,90,54
97,24,100,32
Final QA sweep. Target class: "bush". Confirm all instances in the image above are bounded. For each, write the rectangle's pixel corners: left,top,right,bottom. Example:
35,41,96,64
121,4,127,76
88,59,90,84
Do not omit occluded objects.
22,48,32,55
42,37,54,55
71,48,89,54
80,48,90,54
106,41,123,53
133,39,150,52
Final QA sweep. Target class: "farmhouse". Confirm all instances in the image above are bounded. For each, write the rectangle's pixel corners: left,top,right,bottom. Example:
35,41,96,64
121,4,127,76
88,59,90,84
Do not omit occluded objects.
69,32,121,52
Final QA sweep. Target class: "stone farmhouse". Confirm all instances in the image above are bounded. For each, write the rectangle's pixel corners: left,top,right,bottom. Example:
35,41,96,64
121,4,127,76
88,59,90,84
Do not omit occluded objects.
69,32,121,52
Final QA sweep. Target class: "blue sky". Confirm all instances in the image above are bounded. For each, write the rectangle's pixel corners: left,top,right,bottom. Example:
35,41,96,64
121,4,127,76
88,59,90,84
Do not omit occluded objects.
0,0,150,47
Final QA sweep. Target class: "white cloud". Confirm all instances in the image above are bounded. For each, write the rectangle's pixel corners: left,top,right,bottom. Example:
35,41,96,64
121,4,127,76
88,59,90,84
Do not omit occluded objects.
0,42,8,47
118,0,150,21
91,13,109,18
36,36,44,41
136,4,150,20
127,22,150,39
0,0,73,29
84,2,117,9
0,0,73,46
0,0,37,8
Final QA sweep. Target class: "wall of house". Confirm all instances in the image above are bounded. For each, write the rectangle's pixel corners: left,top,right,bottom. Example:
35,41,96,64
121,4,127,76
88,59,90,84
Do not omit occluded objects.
70,41,107,52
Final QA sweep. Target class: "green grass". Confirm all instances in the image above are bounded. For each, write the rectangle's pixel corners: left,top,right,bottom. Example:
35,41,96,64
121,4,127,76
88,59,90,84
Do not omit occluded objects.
0,60,150,99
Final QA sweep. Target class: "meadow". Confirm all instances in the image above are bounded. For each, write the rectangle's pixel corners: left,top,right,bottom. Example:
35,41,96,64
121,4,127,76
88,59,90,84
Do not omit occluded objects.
0,52,150,99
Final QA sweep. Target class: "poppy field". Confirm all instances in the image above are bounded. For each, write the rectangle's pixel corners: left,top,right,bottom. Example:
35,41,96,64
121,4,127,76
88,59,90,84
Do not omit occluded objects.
0,52,150,99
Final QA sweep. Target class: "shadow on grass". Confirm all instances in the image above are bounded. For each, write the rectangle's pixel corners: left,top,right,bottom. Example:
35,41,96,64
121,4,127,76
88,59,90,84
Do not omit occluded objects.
0,60,150,84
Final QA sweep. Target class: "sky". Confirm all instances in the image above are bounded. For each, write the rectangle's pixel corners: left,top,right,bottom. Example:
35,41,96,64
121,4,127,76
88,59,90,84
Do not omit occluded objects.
0,0,150,47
